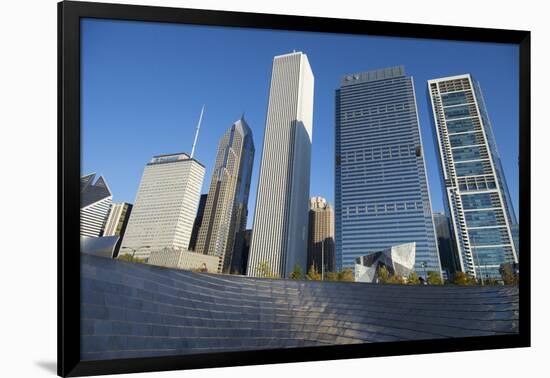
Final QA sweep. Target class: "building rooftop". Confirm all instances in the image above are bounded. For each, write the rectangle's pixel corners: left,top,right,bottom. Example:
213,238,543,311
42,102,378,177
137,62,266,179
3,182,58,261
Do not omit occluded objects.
341,65,405,86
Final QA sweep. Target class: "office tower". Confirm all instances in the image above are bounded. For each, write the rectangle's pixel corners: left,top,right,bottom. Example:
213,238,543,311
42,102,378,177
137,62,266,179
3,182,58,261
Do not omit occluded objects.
335,66,441,279
188,194,207,251
119,153,205,260
247,51,314,278
103,202,133,237
428,74,518,279
307,196,335,274
230,229,252,275
433,212,459,279
80,173,112,237
195,116,255,273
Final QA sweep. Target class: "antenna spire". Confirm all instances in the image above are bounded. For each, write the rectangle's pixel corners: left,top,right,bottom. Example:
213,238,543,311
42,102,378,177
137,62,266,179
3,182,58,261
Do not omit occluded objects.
190,105,204,158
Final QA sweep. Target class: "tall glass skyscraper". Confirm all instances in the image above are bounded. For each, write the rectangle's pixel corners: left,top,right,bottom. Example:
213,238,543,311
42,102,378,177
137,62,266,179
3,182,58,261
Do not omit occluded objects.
195,116,255,274
428,74,518,279
335,66,441,278
248,51,314,278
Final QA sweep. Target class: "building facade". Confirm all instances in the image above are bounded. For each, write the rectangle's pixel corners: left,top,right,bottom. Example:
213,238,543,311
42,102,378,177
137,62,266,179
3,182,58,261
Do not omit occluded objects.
248,51,315,278
195,117,255,273
188,194,207,251
428,74,518,279
231,229,252,275
148,247,221,273
307,196,335,274
103,202,133,237
335,66,441,279
119,153,205,260
433,212,459,280
80,173,112,238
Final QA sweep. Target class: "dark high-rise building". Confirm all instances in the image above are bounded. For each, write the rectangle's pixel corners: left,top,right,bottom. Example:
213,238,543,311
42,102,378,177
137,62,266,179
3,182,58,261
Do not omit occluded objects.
196,117,255,273
335,66,441,279
188,194,207,251
231,229,252,275
307,197,335,274
433,212,459,279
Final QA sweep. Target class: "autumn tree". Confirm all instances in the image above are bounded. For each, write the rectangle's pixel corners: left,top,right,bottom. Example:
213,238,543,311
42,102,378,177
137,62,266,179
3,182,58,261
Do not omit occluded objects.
427,271,443,285
289,264,303,280
306,265,322,280
452,271,477,285
407,272,420,285
257,261,278,279
117,254,146,264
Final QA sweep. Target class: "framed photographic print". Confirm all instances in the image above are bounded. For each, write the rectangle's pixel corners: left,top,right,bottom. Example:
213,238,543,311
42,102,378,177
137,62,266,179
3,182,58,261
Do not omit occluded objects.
58,0,530,376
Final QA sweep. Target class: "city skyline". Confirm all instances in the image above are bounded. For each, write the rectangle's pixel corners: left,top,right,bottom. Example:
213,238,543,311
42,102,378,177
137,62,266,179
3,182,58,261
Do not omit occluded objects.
81,19,520,231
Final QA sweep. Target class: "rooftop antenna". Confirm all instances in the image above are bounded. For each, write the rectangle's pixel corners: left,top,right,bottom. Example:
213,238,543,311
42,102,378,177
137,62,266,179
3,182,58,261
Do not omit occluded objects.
190,105,204,158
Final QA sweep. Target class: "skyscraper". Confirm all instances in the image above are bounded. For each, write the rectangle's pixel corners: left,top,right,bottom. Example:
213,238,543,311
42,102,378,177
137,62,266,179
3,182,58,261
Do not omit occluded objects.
80,173,112,238
195,116,255,273
119,153,205,260
248,51,314,278
188,194,207,251
335,66,441,279
433,212,459,280
307,196,335,274
428,74,518,279
103,202,133,237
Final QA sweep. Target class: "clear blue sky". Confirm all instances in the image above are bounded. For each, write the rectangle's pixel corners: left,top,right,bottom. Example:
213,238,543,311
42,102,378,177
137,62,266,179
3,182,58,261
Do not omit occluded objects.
81,19,519,228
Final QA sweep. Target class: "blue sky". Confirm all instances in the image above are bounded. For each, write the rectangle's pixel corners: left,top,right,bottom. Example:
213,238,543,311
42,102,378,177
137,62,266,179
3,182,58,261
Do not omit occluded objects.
81,19,519,228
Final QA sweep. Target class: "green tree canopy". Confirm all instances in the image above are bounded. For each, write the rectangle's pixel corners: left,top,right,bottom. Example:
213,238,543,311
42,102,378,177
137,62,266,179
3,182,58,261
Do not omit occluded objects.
289,264,303,280
427,271,443,285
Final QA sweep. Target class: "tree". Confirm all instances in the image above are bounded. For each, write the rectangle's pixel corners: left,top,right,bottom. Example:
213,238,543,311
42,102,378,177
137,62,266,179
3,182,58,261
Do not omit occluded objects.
427,271,443,285
257,261,278,279
452,271,477,285
337,268,354,282
306,265,322,280
117,254,146,264
407,272,420,285
289,264,303,280
500,264,519,285
325,271,338,281
376,266,403,284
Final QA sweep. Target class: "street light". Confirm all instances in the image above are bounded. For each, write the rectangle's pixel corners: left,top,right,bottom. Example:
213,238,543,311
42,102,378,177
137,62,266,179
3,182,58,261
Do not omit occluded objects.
421,261,428,284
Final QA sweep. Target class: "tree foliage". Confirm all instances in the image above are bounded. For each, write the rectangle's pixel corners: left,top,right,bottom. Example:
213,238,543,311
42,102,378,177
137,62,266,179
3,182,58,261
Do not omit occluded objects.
289,264,303,280
337,268,354,282
452,271,477,285
117,254,146,264
427,271,443,285
407,272,420,285
500,264,519,285
257,261,279,279
377,266,403,284
306,265,322,280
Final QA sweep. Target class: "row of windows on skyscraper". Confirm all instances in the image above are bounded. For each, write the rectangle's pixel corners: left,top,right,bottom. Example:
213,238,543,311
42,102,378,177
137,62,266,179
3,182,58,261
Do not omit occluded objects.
80,51,519,281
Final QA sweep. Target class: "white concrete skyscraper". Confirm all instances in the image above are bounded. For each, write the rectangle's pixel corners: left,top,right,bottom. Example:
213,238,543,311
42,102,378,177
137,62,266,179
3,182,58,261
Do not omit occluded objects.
120,153,205,260
428,74,518,279
247,51,314,278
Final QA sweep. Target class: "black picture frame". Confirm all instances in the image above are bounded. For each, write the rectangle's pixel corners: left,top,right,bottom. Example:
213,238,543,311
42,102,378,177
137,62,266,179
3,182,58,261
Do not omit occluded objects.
58,1,531,376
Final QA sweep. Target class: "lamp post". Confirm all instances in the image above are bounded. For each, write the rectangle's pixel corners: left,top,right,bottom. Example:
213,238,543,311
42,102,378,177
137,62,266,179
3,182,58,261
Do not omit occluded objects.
321,239,325,281
421,261,428,284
